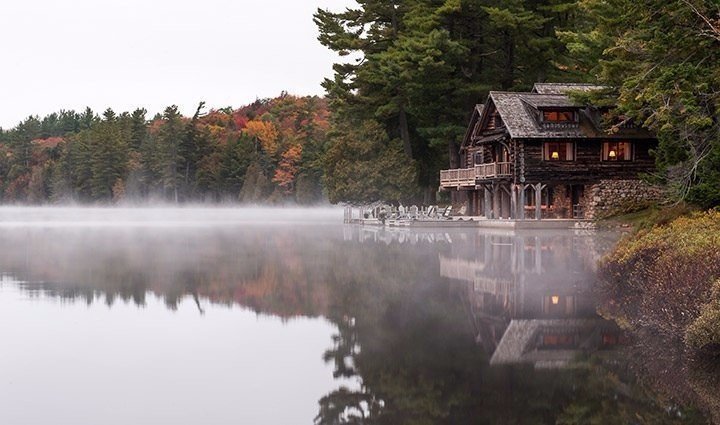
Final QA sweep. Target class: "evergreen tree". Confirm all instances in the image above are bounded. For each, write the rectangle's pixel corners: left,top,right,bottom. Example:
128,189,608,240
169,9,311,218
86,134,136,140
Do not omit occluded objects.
560,0,720,207
324,119,418,204
315,0,582,202
157,105,185,202
89,109,129,201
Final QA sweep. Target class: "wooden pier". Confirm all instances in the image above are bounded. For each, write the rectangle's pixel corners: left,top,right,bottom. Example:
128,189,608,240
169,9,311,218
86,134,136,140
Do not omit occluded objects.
343,206,593,230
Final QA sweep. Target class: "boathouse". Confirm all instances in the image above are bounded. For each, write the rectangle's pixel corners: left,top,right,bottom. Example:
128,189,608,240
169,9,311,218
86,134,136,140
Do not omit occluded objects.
440,83,661,219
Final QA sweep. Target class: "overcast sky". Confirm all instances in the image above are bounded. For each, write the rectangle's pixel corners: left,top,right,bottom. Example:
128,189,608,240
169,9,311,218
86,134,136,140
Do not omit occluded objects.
0,0,355,128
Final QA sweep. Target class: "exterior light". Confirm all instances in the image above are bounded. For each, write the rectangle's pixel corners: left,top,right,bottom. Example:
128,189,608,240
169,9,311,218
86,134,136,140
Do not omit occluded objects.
551,151,560,160
609,150,617,158
551,295,560,305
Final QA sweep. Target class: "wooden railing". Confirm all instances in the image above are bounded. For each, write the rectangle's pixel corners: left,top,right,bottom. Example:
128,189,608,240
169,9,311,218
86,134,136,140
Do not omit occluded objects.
440,162,512,188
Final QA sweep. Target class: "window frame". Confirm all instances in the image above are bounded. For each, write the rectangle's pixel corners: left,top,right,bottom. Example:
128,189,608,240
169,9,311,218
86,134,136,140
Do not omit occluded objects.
601,141,634,162
541,109,577,123
543,141,576,162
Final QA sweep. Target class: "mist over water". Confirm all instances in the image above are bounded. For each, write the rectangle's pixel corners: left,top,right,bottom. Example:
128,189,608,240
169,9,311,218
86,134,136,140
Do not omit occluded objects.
0,206,343,228
0,207,709,424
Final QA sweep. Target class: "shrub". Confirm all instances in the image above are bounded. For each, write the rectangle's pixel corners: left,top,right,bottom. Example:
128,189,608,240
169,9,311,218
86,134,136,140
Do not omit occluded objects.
598,211,720,344
686,279,720,351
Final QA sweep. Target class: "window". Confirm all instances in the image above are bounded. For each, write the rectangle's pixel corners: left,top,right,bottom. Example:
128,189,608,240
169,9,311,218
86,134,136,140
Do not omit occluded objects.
602,141,632,161
542,110,575,122
543,142,574,161
473,151,482,165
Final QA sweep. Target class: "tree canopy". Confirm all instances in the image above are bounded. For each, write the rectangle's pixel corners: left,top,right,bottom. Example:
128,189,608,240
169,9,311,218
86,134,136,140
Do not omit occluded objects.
316,0,720,208
0,94,330,204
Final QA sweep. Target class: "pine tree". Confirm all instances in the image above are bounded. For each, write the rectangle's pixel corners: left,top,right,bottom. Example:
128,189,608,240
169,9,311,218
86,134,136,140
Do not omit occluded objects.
561,0,720,206
157,105,185,202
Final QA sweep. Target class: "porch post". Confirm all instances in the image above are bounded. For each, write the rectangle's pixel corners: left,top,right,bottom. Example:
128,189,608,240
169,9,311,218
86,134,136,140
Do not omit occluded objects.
535,183,543,220
518,185,526,220
510,184,517,220
484,185,492,218
535,236,542,274
493,183,501,219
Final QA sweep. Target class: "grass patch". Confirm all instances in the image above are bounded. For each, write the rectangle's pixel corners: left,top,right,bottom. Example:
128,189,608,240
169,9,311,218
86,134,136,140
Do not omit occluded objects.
600,202,698,231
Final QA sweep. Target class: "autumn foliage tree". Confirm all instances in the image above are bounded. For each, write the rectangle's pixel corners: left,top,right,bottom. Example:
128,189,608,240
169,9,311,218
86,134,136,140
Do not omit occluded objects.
0,94,330,204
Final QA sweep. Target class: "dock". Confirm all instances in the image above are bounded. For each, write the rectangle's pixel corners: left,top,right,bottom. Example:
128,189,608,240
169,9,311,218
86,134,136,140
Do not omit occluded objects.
343,206,593,229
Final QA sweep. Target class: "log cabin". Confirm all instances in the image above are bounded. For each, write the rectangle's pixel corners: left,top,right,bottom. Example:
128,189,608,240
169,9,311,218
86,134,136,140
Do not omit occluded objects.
440,83,661,219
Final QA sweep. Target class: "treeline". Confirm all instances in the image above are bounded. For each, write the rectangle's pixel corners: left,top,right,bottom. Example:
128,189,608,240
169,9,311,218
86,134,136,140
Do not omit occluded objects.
0,94,329,204
316,0,720,208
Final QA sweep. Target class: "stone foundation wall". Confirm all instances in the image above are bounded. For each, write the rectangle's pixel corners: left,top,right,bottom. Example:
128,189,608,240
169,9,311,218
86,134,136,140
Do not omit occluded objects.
582,179,664,219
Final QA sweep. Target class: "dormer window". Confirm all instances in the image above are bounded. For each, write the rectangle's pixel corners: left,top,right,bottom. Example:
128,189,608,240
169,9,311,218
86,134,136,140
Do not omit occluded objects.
542,110,576,122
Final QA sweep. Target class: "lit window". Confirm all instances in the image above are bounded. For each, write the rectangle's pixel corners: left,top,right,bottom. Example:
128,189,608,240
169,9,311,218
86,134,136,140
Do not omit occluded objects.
603,141,632,161
543,110,575,122
543,142,574,161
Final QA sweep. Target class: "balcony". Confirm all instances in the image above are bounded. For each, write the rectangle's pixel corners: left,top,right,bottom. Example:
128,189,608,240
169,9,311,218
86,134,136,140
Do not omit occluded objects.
440,162,512,189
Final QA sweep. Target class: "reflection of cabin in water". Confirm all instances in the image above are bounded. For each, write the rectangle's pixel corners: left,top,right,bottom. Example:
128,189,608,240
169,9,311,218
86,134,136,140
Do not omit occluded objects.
440,83,660,220
440,230,626,368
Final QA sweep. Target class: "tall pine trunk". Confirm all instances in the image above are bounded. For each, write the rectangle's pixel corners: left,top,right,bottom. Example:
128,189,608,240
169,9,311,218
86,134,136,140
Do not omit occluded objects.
398,106,412,157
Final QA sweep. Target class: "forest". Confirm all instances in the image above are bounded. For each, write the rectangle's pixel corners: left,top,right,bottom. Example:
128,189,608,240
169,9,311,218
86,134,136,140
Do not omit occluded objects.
0,94,329,204
0,0,718,207
317,0,720,207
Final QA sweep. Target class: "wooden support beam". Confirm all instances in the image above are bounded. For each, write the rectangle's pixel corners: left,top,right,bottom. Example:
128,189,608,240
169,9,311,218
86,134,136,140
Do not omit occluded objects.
535,183,543,220
510,185,517,220
493,183,501,219
484,185,492,218
518,185,526,220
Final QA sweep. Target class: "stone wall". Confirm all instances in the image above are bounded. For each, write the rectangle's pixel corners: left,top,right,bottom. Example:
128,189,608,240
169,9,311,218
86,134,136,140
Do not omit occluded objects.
582,179,664,219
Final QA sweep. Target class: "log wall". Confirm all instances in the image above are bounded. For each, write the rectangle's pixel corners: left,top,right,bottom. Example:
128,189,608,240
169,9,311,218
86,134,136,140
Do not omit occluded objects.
522,139,655,183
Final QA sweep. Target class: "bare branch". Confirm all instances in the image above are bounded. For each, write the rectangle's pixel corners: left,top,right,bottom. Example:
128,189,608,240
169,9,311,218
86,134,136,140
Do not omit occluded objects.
681,0,720,42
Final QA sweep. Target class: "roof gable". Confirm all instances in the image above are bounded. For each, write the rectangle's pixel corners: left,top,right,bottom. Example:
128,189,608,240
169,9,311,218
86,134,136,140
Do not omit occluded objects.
460,104,484,150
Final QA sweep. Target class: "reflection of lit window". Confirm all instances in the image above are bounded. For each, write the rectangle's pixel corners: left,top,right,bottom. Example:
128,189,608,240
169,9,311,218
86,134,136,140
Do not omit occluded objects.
544,142,574,161
603,141,632,161
601,332,629,347
543,295,576,316
539,333,577,349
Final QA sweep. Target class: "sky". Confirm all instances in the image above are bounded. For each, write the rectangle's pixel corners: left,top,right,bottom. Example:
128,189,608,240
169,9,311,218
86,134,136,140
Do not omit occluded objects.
0,0,356,129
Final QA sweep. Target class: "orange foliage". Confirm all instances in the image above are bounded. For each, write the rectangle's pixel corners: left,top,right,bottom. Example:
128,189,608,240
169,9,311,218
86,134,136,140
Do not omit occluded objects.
272,144,303,191
244,120,279,156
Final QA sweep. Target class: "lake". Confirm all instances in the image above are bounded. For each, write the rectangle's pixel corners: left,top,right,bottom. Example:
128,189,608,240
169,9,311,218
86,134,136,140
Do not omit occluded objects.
0,207,708,424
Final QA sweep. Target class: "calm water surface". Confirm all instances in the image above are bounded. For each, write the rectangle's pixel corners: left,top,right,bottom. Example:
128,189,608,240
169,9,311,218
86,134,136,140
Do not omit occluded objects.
0,207,708,424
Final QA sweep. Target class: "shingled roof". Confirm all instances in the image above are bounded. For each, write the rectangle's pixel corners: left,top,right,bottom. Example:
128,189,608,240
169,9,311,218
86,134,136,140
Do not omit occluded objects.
490,318,616,368
532,82,607,94
490,91,587,138
486,90,651,139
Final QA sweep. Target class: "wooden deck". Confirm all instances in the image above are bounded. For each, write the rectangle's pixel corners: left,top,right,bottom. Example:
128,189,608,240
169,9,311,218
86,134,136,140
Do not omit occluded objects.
345,217,593,230
439,162,512,189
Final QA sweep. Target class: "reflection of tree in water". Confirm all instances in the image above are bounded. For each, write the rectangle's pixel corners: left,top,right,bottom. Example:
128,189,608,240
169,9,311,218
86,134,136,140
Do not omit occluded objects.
0,226,335,317
315,230,707,424
0,226,710,423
